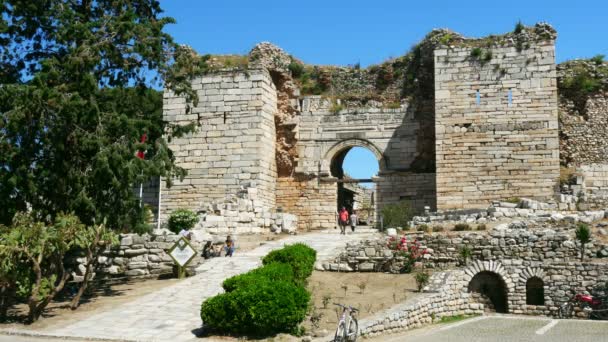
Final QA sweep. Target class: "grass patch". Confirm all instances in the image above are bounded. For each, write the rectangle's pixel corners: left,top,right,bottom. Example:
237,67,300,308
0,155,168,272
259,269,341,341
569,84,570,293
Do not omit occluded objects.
439,314,480,324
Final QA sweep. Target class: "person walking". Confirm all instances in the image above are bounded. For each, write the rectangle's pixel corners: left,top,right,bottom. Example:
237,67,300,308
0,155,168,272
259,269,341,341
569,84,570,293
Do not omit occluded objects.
350,210,358,233
338,207,349,235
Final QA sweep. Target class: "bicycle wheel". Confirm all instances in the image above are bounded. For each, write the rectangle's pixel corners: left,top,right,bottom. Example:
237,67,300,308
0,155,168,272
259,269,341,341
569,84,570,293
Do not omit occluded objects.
334,321,346,342
558,302,573,319
346,317,358,342
592,303,608,320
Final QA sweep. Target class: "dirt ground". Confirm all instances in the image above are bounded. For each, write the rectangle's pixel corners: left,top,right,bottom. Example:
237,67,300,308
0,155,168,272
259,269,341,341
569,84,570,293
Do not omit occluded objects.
304,271,421,334
1,278,181,331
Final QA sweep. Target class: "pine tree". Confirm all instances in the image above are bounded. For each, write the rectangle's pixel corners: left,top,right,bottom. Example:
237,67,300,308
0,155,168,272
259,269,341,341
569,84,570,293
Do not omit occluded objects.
0,1,206,230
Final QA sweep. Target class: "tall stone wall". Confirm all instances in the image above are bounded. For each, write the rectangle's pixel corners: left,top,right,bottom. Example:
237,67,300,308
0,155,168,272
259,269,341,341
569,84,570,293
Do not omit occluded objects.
434,41,560,210
160,69,277,222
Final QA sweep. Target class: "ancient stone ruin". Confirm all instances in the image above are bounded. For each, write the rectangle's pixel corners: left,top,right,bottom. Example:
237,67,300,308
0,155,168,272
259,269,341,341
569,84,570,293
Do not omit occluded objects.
140,22,608,233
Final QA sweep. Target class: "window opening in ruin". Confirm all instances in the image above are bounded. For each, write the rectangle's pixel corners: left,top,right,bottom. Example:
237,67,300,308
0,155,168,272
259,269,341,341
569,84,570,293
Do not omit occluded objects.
508,89,513,107
223,112,227,124
526,277,544,305
476,90,481,105
468,271,508,313
331,146,379,226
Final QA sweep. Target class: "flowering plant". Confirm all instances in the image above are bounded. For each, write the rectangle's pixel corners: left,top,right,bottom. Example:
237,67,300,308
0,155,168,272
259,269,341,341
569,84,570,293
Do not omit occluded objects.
387,235,427,273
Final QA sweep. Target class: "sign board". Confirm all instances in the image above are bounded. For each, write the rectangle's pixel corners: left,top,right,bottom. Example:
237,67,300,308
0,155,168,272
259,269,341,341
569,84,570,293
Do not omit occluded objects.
168,237,197,267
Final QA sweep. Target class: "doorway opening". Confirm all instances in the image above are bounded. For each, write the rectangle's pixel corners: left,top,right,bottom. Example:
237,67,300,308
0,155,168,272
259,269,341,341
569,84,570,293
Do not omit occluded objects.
330,146,379,226
468,271,509,313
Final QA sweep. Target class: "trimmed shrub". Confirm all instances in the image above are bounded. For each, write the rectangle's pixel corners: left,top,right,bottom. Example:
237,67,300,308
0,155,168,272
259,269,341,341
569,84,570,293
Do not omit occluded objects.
167,208,198,234
201,278,310,336
262,243,316,282
222,263,295,292
201,243,316,337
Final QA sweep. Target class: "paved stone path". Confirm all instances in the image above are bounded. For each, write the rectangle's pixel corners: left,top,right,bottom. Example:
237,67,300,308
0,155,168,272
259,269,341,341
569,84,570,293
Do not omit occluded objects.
23,230,375,342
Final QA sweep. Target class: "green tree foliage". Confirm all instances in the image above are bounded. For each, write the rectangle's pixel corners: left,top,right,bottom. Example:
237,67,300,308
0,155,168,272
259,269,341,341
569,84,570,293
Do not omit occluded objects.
575,223,591,261
381,201,413,229
0,1,206,231
0,213,81,322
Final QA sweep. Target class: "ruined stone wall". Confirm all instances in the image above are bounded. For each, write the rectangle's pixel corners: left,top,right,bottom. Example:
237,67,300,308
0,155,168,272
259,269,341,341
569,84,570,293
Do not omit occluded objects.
160,69,277,221
434,41,560,210
559,92,608,166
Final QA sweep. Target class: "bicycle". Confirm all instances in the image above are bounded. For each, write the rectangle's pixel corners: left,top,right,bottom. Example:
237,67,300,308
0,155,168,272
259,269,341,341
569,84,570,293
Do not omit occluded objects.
557,293,608,320
333,303,358,342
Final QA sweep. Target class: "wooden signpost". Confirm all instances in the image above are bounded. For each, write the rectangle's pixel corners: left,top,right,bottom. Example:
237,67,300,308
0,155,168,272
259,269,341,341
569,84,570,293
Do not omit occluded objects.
168,237,197,279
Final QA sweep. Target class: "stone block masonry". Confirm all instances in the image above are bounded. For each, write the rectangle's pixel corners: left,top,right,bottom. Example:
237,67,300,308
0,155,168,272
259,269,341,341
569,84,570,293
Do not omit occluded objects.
435,40,560,210
160,69,278,224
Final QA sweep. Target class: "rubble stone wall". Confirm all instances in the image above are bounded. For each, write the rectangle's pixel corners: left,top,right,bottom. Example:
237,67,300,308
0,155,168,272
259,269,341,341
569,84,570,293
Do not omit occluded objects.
559,92,608,166
434,41,560,210
359,259,608,337
81,233,205,279
160,69,277,222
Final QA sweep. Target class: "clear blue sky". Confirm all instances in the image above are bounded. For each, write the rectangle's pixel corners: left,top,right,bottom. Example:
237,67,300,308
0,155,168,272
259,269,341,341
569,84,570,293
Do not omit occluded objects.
159,0,606,186
161,0,607,66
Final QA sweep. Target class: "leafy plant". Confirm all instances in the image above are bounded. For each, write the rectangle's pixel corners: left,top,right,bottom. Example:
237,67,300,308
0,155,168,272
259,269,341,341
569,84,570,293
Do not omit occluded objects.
470,48,483,58
357,281,368,294
590,54,605,65
459,246,472,266
322,294,332,309
575,223,591,261
432,225,445,232
341,284,349,297
505,197,521,204
414,271,430,292
476,223,487,231
288,59,305,78
453,223,471,231
386,235,427,273
0,213,81,322
381,201,413,229
329,101,344,114
514,20,525,34
167,209,199,234
309,307,324,330
417,224,430,233
69,221,119,310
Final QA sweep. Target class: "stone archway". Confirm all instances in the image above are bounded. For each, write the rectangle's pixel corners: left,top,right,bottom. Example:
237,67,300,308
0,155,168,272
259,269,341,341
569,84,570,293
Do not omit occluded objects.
325,139,386,175
464,261,512,314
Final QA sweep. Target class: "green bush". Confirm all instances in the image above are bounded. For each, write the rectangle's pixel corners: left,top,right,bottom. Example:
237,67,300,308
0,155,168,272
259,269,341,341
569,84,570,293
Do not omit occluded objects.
201,279,310,336
222,263,295,292
381,201,413,229
262,243,316,282
167,209,198,234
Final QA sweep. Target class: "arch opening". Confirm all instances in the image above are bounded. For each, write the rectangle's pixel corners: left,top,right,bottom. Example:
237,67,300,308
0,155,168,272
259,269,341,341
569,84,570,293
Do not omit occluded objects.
468,271,509,313
330,145,380,226
526,277,545,306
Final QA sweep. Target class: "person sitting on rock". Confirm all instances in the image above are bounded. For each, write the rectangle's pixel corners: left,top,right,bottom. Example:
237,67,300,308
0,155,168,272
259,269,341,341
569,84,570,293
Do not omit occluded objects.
202,241,214,259
224,235,236,257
